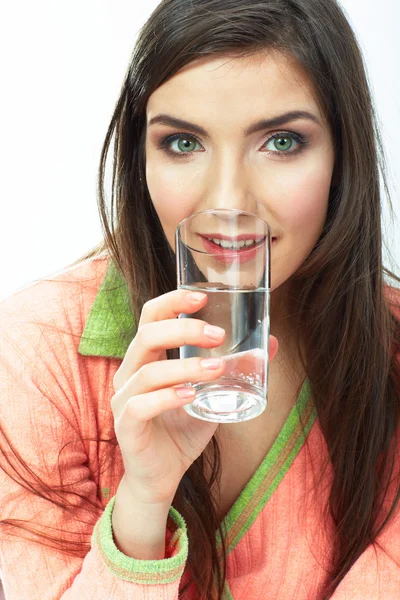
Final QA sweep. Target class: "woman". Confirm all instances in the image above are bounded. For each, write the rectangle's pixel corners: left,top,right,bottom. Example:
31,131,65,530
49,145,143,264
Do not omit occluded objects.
0,0,399,598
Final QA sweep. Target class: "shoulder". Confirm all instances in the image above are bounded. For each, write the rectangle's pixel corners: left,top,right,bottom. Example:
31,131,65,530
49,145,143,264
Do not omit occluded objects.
0,252,110,357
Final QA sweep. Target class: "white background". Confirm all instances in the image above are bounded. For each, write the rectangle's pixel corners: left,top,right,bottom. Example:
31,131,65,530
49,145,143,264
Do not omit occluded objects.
0,0,399,301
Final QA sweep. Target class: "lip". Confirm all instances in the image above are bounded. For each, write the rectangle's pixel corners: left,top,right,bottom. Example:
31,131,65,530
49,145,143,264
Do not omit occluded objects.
199,233,267,242
198,233,274,264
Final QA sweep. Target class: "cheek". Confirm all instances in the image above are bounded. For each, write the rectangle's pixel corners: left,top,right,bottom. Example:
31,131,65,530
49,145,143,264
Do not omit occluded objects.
267,158,333,290
269,160,332,232
146,161,201,243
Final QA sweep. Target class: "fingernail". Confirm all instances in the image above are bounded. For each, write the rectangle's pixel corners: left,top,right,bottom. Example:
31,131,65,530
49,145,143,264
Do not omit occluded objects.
187,292,207,303
200,358,223,369
204,325,225,340
176,387,196,398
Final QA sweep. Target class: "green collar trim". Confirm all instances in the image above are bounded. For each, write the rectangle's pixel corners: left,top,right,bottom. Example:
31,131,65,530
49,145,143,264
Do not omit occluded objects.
78,260,135,359
217,378,315,556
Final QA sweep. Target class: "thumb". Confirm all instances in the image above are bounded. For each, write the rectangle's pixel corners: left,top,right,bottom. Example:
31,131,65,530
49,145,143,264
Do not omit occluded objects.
269,335,279,362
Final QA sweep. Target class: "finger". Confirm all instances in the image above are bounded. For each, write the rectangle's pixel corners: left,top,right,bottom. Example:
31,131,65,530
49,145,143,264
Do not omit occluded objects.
113,335,277,414
118,336,277,400
114,386,197,435
112,356,226,417
113,290,208,391
114,318,226,391
269,335,279,361
139,289,208,327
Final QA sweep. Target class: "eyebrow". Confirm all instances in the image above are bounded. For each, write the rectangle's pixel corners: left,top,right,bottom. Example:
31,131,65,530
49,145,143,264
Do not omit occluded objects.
148,110,321,136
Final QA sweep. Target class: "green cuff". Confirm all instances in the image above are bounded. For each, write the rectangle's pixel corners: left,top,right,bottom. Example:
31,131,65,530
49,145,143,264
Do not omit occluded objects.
93,495,188,585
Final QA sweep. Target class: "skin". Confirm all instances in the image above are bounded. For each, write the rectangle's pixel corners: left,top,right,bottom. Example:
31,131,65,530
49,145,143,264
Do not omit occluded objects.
145,50,335,328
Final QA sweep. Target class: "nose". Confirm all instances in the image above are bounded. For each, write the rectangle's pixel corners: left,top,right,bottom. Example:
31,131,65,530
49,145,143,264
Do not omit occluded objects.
203,152,258,215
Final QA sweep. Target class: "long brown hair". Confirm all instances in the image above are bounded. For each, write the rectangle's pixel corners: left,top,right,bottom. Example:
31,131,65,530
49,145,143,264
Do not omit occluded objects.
1,0,400,598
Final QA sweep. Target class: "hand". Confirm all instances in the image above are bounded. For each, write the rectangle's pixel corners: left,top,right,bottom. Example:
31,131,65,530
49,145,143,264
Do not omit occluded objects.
111,289,278,506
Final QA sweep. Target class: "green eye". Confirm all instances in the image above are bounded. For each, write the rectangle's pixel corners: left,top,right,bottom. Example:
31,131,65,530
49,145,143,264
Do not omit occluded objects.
275,137,292,151
170,137,201,153
265,134,299,153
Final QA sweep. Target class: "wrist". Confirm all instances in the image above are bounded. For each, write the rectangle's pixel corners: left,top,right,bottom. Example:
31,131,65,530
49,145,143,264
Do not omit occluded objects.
118,473,175,512
111,476,173,560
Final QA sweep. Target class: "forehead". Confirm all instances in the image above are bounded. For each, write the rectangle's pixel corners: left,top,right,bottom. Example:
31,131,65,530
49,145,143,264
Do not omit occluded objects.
146,51,325,125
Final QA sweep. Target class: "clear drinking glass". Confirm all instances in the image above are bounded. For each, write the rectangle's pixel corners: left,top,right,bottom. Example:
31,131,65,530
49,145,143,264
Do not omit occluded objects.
176,208,271,423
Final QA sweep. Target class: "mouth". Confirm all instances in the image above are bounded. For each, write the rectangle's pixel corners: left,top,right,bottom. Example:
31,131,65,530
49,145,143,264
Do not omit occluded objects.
198,233,276,250
197,233,275,264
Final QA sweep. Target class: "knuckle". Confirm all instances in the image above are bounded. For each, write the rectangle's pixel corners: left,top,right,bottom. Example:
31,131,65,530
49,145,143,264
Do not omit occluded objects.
110,391,121,414
179,316,205,337
113,370,123,393
145,296,157,310
125,396,142,420
133,363,148,386
139,298,153,321
178,357,198,381
185,357,200,377
127,392,157,422
125,395,137,414
135,323,150,349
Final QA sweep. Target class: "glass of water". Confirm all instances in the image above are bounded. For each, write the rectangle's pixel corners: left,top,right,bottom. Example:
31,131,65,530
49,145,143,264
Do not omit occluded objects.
176,208,271,423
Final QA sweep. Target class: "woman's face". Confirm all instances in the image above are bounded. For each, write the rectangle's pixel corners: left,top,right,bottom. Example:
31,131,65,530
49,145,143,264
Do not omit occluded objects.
145,51,335,292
